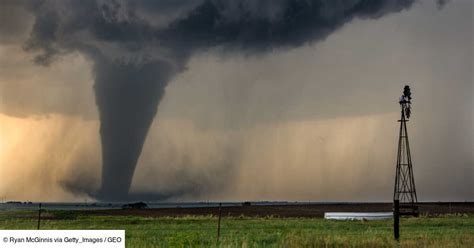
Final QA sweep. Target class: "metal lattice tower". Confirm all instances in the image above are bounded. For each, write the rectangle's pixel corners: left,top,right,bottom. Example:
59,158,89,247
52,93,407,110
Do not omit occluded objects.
393,85,418,216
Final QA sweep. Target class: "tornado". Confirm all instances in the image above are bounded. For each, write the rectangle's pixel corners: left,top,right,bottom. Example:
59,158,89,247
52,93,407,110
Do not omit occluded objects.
93,59,175,201
22,0,417,201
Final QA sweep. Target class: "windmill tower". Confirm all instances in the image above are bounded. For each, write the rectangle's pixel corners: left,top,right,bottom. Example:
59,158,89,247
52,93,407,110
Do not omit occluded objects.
394,85,418,216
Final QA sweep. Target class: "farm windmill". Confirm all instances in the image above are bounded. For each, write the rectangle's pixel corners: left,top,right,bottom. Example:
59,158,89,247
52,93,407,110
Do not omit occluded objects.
394,85,418,216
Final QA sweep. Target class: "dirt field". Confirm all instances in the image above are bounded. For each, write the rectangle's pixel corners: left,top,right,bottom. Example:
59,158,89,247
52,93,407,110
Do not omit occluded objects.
84,202,474,218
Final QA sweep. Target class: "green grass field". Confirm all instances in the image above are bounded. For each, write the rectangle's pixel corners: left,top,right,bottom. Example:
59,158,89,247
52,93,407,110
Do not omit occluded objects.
0,211,473,247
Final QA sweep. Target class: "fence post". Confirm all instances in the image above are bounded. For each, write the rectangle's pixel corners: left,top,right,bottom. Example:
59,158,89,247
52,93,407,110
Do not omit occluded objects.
37,203,42,230
217,203,222,242
394,200,399,240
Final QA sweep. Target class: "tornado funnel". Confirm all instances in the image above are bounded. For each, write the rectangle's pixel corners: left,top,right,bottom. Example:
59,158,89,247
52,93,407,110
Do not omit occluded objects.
94,60,173,201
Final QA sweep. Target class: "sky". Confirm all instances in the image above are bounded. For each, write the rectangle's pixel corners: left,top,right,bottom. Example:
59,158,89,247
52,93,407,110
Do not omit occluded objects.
0,0,472,202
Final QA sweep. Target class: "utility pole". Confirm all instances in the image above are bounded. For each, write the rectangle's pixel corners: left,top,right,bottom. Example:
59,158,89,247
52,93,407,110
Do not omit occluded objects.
37,203,42,230
217,203,222,242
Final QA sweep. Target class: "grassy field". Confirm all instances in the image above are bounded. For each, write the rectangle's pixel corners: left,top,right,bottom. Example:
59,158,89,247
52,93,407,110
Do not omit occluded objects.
0,211,473,247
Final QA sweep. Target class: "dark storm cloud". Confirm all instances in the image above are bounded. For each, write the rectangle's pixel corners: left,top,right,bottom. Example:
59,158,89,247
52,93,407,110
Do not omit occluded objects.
436,0,450,9
14,0,416,201
127,0,204,17
22,0,417,64
162,0,416,52
24,7,61,65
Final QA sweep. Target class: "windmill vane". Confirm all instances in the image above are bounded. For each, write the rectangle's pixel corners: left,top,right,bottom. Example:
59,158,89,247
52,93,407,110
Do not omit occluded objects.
399,85,412,119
